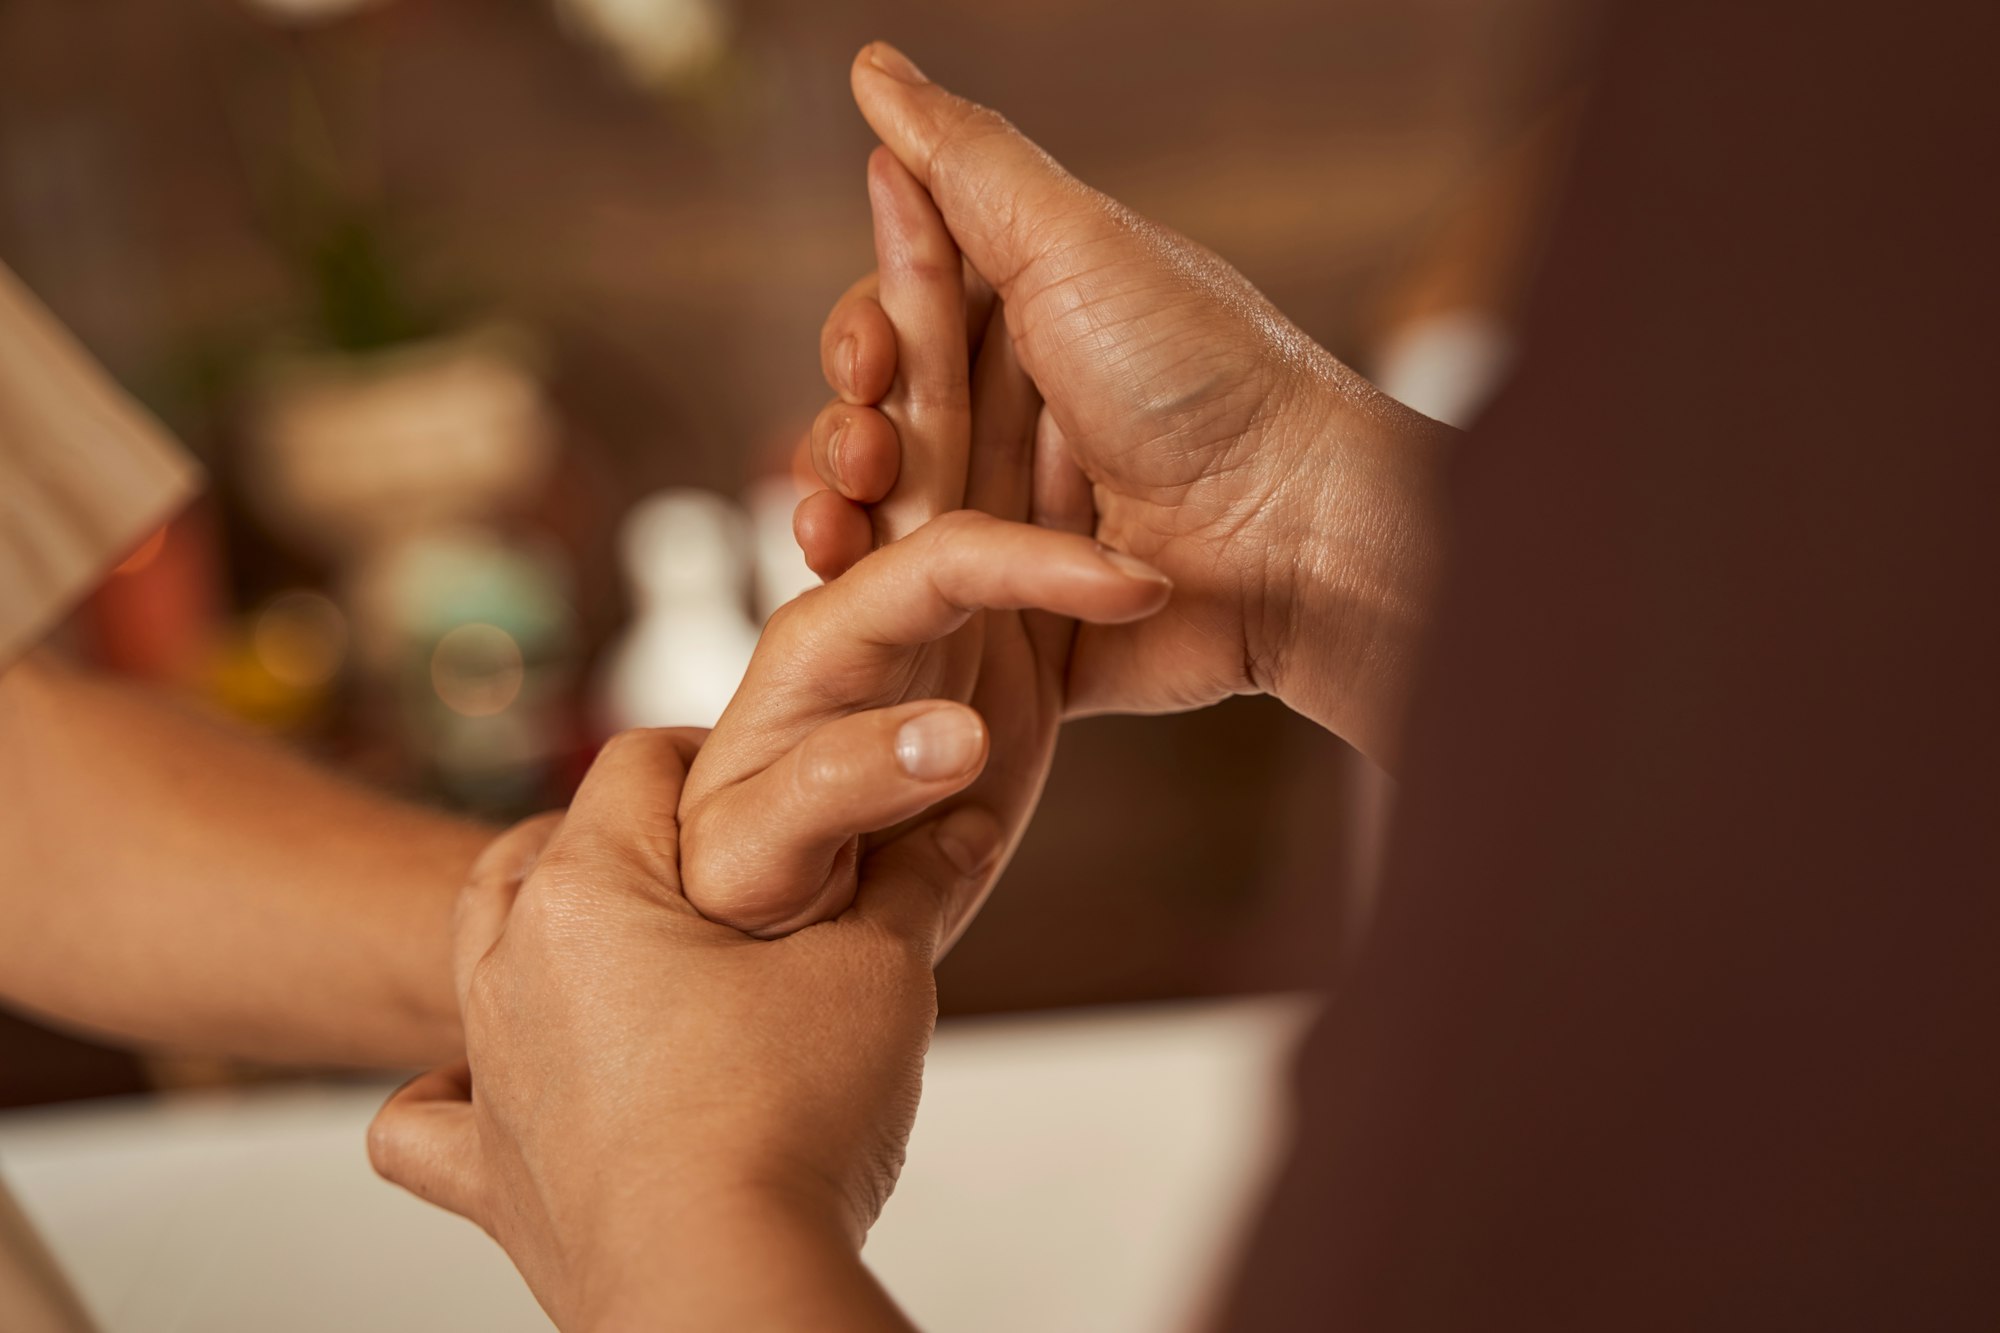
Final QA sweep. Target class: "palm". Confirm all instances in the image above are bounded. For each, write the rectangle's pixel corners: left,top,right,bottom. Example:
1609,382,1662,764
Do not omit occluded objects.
997,214,1327,717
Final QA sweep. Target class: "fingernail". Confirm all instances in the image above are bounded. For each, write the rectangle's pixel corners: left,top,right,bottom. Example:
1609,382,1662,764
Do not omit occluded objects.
828,417,851,491
1097,546,1173,588
868,42,927,85
895,708,984,781
836,335,858,394
934,811,1001,878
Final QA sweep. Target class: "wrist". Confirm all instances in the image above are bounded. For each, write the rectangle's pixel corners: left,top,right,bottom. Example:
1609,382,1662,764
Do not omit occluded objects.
1253,355,1457,770
572,1173,900,1333
387,821,491,1065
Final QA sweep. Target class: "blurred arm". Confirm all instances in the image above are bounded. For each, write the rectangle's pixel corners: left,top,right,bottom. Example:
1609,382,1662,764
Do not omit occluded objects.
0,653,484,1066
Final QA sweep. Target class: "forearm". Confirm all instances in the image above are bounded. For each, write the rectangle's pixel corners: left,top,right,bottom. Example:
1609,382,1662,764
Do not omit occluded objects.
0,654,485,1066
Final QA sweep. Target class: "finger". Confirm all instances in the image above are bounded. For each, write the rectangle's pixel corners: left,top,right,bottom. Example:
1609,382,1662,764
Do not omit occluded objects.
681,700,989,936
367,1064,484,1223
868,145,970,542
813,266,996,504
851,45,1124,306
1024,411,1098,661
794,488,875,581
820,274,895,404
453,812,562,1003
963,299,1039,523
790,510,1172,655
850,804,1006,960
819,267,996,399
1030,410,1094,536
809,399,900,503
963,262,997,363
556,727,704,889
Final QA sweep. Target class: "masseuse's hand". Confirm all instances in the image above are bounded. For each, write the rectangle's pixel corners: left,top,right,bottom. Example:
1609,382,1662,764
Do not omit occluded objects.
804,43,1458,767
367,728,969,1332
680,148,1163,941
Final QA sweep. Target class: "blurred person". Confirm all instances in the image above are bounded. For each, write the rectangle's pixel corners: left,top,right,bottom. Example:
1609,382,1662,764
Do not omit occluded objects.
0,258,493,1329
373,8,1998,1329
0,263,489,1072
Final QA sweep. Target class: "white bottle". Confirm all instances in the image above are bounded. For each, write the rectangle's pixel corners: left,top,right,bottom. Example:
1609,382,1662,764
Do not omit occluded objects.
745,474,821,623
600,488,760,730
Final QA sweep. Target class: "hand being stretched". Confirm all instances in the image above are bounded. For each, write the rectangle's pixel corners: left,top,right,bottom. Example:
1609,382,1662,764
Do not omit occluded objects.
676,147,1170,939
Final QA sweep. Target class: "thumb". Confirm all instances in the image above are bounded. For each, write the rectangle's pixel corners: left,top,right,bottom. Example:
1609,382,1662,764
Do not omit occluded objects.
850,42,1122,303
367,1063,486,1224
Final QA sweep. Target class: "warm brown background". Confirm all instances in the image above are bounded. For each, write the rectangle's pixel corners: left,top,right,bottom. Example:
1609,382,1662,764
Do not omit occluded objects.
0,0,1581,1103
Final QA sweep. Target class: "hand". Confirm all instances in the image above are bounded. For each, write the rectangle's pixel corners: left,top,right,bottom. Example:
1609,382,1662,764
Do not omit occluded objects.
368,728,981,1332
679,512,1170,939
680,149,1170,939
804,43,1458,768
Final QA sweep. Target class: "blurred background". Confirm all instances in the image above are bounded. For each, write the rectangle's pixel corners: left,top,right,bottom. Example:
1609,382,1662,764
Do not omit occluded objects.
0,0,1586,1106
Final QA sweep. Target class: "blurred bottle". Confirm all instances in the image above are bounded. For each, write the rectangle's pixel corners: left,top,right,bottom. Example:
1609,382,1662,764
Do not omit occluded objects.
745,473,817,622
599,488,759,731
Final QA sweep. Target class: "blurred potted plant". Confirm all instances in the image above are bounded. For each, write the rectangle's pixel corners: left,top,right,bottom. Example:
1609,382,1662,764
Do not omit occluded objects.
225,8,574,812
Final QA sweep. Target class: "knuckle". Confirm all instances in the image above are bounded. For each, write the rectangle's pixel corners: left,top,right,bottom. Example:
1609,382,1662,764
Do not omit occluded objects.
792,725,870,796
594,726,651,763
887,252,961,285
517,840,614,917
461,956,511,1025
898,370,970,418
933,101,1015,170
365,1111,409,1180
765,588,816,640
927,102,1004,196
923,507,987,547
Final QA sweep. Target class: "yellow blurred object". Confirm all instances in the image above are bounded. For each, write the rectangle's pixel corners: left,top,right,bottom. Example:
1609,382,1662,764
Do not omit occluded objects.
252,591,349,692
207,591,352,731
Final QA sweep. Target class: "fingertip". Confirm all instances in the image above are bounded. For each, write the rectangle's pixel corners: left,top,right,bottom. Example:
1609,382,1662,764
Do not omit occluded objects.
868,146,948,281
866,141,900,185
1031,412,1095,536
860,42,928,86
821,288,895,404
892,702,988,783
1097,546,1173,591
367,1063,479,1212
1082,546,1175,622
931,804,1003,880
794,489,875,580
813,403,900,502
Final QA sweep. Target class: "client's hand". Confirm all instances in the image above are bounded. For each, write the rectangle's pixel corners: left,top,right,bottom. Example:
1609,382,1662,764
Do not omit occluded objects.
367,729,973,1332
806,43,1459,768
678,509,1169,938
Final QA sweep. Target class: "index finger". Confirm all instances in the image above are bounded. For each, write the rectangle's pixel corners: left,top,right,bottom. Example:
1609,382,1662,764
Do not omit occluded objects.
778,511,1170,665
